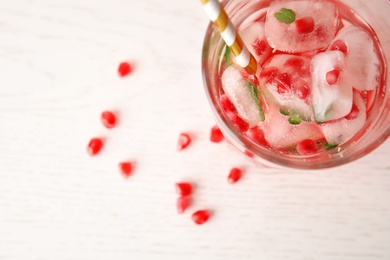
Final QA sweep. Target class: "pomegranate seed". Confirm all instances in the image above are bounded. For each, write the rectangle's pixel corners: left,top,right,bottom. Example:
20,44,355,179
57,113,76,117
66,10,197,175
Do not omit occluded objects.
119,162,133,178
260,67,279,83
295,17,315,34
177,133,191,151
296,84,310,100
345,103,360,120
230,114,250,132
330,40,348,53
192,210,210,225
326,69,341,85
296,139,318,155
244,150,254,158
101,111,116,129
246,128,269,147
118,61,132,77
284,57,304,68
220,94,235,114
175,182,193,196
177,196,190,214
276,73,292,94
87,138,103,156
210,125,224,143
228,167,242,184
252,38,268,56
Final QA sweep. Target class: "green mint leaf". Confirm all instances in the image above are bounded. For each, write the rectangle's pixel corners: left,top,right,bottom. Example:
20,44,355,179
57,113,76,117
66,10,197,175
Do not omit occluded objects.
246,82,265,121
324,142,338,150
224,45,233,66
274,8,296,24
288,115,301,125
279,108,290,116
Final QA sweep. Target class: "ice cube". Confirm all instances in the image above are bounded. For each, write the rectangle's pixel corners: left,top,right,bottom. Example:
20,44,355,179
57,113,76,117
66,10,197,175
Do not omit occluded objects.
329,25,381,91
261,105,323,149
265,0,338,53
221,66,264,126
320,91,366,145
310,50,353,122
240,22,272,66
259,54,313,120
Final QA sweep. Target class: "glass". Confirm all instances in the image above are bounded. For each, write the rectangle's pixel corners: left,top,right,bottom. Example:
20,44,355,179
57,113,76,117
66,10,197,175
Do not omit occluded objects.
202,0,390,169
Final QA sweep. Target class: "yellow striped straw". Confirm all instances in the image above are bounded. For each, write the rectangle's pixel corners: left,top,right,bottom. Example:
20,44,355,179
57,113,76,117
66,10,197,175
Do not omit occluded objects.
200,0,257,74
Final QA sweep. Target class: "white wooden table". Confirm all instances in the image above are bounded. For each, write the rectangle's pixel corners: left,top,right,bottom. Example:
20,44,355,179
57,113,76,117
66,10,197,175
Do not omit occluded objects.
1,1,389,259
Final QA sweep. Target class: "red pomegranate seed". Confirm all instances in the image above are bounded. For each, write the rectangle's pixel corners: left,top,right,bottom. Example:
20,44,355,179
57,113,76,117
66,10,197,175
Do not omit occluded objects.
87,138,103,156
244,150,254,158
296,84,310,100
175,182,193,196
230,114,250,132
177,133,191,151
119,162,133,178
296,139,318,155
326,69,341,85
276,73,292,94
220,94,235,114
118,61,132,77
330,40,348,53
295,17,315,34
177,196,190,214
252,38,268,56
101,111,116,129
228,167,242,184
284,57,304,68
210,125,224,143
246,127,269,147
345,103,360,120
260,67,279,83
192,210,210,225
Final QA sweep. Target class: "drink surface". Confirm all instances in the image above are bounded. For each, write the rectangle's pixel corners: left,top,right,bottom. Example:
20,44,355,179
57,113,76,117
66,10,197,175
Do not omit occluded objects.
218,0,386,156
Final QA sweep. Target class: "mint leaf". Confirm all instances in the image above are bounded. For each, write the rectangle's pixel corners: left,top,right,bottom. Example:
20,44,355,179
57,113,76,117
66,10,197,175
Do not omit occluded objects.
224,45,233,66
246,82,265,121
288,115,301,125
324,142,338,150
274,8,296,24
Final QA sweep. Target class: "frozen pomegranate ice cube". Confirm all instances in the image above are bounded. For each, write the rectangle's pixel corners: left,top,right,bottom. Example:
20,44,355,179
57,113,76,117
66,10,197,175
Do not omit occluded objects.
221,66,265,126
261,105,323,149
320,91,366,145
260,54,313,121
265,0,338,53
240,22,272,66
329,25,381,91
310,50,353,123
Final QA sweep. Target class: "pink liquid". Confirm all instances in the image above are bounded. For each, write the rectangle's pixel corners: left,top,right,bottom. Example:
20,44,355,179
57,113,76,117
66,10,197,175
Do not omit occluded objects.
218,0,386,156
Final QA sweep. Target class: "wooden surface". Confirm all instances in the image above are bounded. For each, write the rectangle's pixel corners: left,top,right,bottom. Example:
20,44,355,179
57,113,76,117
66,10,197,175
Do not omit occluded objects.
0,0,389,259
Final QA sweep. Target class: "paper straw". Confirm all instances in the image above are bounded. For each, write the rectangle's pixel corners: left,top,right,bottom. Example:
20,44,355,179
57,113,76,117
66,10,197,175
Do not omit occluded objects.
200,0,257,74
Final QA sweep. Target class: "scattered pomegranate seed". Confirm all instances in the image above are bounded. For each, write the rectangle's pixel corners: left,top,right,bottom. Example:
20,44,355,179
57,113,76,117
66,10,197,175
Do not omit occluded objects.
345,103,360,120
276,73,292,94
119,162,133,178
326,69,341,85
228,167,242,184
101,111,117,129
244,150,254,158
175,182,193,196
330,39,348,53
230,114,250,132
296,139,318,155
252,38,268,56
118,61,132,77
210,125,224,143
177,196,191,214
295,17,315,34
192,210,210,225
284,57,304,68
177,133,191,151
87,138,103,156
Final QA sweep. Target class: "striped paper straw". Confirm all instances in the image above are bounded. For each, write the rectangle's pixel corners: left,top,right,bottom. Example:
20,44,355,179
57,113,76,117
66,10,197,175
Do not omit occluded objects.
200,0,257,74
